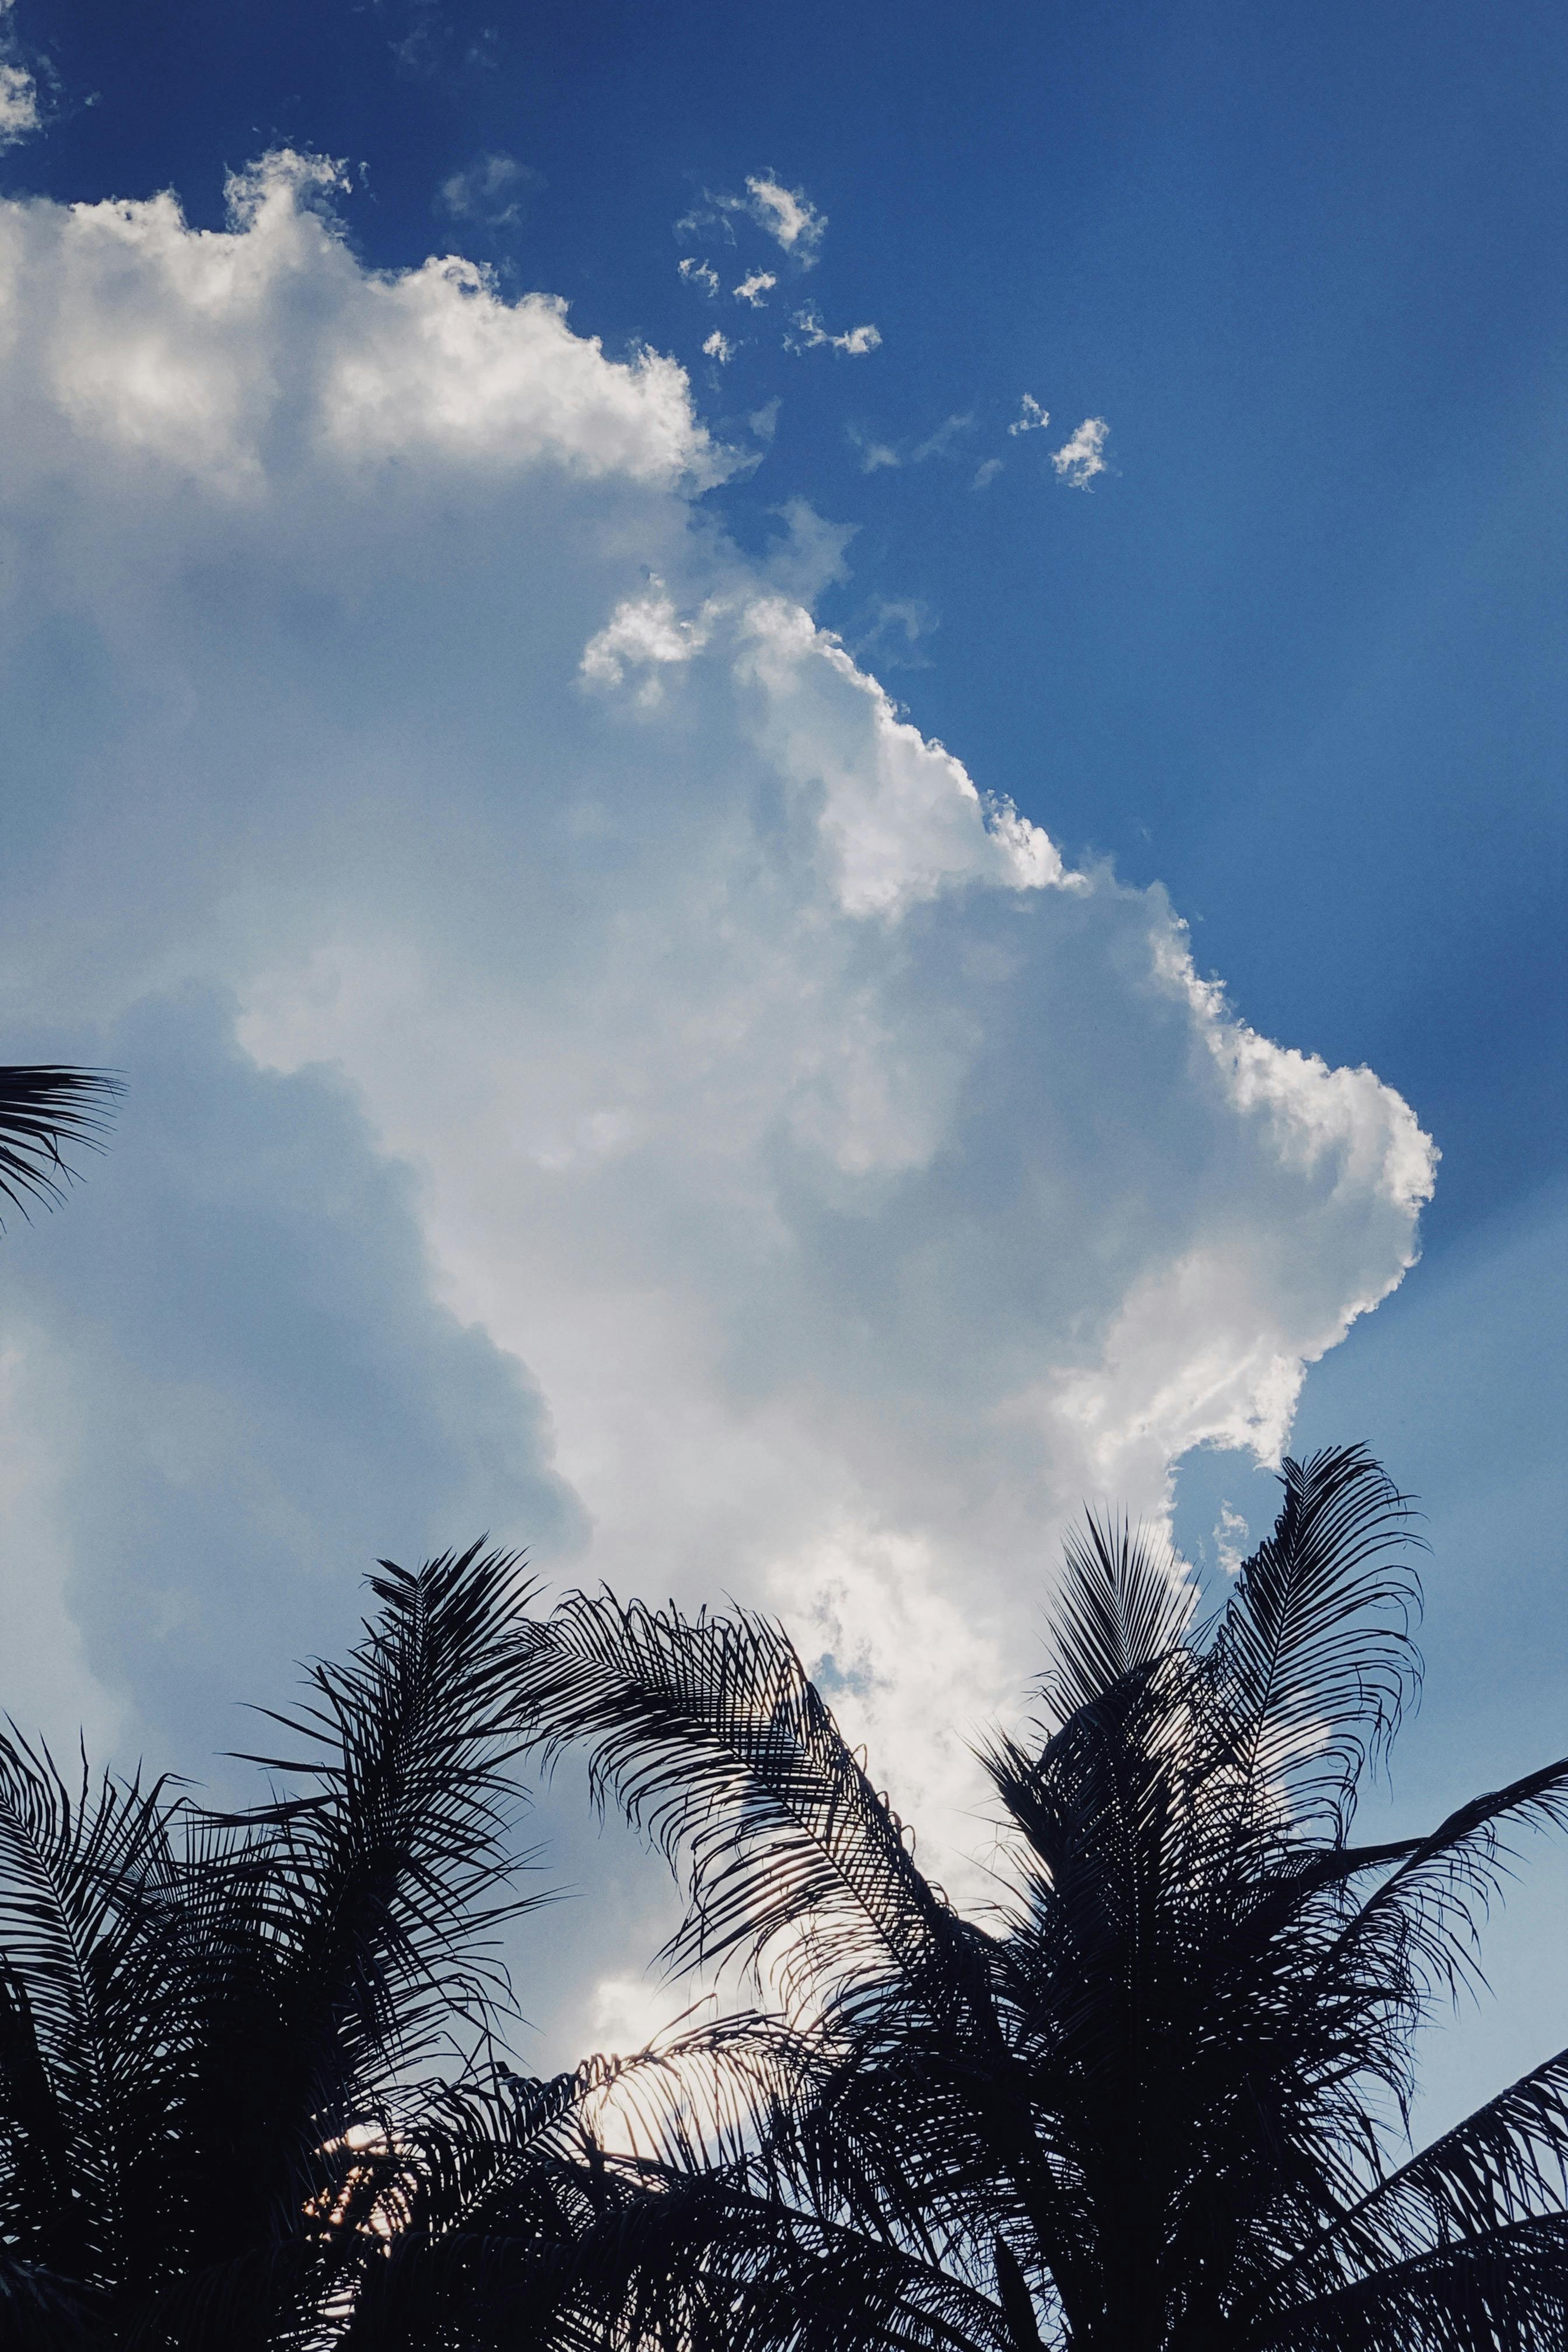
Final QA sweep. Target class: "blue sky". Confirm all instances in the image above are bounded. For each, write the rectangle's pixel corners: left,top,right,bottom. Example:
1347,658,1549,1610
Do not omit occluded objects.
0,0,1562,2121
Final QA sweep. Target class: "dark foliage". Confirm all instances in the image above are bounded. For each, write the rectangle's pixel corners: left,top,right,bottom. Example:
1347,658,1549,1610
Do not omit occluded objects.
0,1066,121,1223
519,1446,1568,2351
0,1544,611,2347
0,1451,1562,2350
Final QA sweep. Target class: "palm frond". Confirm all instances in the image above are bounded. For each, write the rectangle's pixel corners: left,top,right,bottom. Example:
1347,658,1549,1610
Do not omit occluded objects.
1259,2212,1568,2351
1321,1754,1568,2014
219,1544,543,2097
1262,2046,1568,2317
1038,1516,1196,1723
1209,1445,1420,1835
521,1592,957,2006
0,1730,184,2290
0,1066,121,1222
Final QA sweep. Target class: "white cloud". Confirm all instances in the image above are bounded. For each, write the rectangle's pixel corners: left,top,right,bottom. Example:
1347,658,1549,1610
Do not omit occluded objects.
678,256,719,296
0,1,40,149
1214,1501,1251,1577
1052,414,1111,488
910,412,973,462
0,159,1433,2046
676,174,825,270
848,425,901,473
435,150,540,230
0,57,37,145
790,307,881,356
972,457,1003,491
744,173,826,262
733,269,776,306
701,328,734,363
1008,393,1051,436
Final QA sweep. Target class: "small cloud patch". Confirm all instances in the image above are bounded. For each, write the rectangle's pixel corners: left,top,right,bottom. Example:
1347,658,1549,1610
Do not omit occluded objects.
790,308,880,356
1052,416,1110,489
745,173,827,262
435,151,541,230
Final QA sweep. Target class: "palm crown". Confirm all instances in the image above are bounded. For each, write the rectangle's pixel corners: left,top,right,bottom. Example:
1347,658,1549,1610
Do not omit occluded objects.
519,1445,1568,2352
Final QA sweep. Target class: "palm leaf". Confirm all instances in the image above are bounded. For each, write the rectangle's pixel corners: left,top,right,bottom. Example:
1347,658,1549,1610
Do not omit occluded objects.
520,1592,958,2007
0,1067,121,1221
1038,1516,1197,1723
1318,1755,1568,2018
0,1730,184,2291
1259,2211,1568,2351
1209,1445,1420,1836
220,1544,544,2094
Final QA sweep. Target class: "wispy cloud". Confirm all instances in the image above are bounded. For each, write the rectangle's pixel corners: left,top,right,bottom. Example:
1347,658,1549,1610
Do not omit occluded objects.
1214,1502,1251,1577
744,173,826,262
677,172,827,269
678,256,720,296
702,328,734,363
1052,415,1110,489
971,457,1003,491
0,0,42,148
790,307,880,356
848,414,972,474
910,412,974,462
1007,393,1051,437
847,425,901,473
734,270,776,307
852,595,939,668
435,151,541,230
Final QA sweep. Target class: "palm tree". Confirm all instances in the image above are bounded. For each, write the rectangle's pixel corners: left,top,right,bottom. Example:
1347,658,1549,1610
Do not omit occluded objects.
0,1065,121,1224
518,1446,1568,2352
0,1543,587,2346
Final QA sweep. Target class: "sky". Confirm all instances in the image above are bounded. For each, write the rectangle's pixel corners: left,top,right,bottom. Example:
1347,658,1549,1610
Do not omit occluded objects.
0,0,1562,2127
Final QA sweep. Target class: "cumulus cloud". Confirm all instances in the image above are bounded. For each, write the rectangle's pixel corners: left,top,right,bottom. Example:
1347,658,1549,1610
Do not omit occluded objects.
789,306,881,355
435,150,541,230
0,157,1433,2053
1008,393,1051,436
678,256,719,296
0,989,584,1770
701,328,734,363
733,268,776,306
1053,414,1111,488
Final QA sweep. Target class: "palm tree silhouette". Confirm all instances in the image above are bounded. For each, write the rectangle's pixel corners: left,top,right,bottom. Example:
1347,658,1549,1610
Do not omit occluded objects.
520,1447,1568,2351
2,1456,1563,2347
0,1545,615,2346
